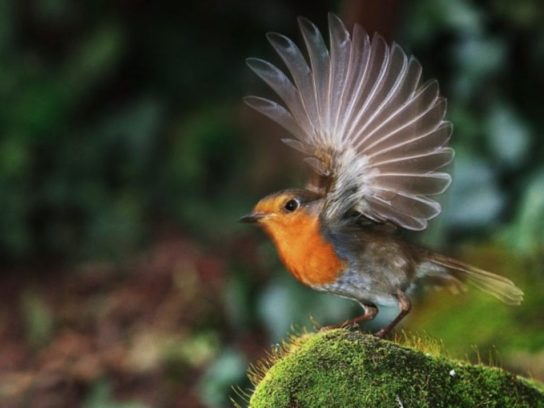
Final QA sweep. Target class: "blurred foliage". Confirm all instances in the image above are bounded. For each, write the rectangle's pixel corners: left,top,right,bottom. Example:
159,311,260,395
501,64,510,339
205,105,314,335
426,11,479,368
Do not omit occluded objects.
0,0,542,262
1,0,544,407
198,348,247,407
409,244,544,369
84,380,149,408
20,288,53,349
0,0,288,262
399,0,544,244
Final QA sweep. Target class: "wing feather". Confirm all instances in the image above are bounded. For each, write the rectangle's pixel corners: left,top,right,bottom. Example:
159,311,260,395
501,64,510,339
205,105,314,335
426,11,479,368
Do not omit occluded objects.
367,122,452,159
361,54,421,141
347,35,391,142
372,173,451,195
298,17,330,138
366,196,427,230
246,58,312,135
245,13,453,230
357,81,443,151
354,43,407,140
328,14,351,138
266,33,319,136
337,24,371,143
243,96,307,141
369,148,454,174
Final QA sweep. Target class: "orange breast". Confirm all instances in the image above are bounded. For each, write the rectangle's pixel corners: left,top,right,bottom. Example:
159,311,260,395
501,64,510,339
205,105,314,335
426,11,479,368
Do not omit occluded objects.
263,213,345,286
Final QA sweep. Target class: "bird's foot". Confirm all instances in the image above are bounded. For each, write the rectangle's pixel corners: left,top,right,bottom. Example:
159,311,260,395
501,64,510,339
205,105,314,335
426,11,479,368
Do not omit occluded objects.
373,328,388,338
319,320,360,332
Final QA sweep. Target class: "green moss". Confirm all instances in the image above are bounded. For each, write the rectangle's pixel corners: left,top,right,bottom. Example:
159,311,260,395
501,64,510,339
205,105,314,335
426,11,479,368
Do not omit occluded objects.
249,329,544,408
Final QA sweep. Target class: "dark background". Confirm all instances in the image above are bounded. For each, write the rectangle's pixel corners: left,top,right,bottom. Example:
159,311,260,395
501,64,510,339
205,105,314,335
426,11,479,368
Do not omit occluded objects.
1,0,543,406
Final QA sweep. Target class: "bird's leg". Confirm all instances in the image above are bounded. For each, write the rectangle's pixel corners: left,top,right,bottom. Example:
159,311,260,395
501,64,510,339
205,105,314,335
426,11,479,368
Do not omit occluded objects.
374,290,411,338
320,304,378,331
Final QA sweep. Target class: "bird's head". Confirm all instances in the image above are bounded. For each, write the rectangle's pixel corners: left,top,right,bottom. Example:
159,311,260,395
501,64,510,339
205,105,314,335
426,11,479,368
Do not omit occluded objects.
240,189,322,238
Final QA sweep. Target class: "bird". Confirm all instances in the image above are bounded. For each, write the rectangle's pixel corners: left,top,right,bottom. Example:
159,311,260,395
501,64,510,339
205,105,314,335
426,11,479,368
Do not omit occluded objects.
241,13,523,337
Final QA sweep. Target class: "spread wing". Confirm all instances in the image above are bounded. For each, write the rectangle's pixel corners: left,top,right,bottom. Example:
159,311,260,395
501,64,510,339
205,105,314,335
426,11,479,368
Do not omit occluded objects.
245,13,453,231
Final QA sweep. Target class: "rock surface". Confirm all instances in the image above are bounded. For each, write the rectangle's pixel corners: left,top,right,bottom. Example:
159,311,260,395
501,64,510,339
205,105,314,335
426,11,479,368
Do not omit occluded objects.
249,329,544,408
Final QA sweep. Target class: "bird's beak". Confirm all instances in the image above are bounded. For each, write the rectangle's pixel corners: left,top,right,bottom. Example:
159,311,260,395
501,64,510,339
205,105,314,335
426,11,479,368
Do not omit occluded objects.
239,212,265,223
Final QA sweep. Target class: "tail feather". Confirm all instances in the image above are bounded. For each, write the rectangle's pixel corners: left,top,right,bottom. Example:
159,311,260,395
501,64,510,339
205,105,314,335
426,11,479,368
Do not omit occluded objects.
422,253,524,305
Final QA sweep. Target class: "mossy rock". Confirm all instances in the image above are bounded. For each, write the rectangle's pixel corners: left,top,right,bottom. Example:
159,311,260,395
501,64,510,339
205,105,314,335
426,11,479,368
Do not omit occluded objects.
249,329,544,408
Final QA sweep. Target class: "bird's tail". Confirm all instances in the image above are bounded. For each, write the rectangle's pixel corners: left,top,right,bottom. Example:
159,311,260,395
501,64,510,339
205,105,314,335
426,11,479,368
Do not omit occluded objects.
419,252,524,305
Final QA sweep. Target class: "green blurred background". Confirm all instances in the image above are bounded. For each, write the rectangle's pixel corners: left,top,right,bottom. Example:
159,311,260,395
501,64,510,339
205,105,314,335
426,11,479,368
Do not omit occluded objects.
1,0,543,406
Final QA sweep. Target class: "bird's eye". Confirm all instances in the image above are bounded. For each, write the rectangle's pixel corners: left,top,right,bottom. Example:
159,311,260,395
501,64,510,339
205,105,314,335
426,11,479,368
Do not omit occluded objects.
284,199,300,212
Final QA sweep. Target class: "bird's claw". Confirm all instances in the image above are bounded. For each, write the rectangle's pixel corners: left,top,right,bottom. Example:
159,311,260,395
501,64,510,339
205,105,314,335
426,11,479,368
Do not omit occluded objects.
319,320,361,332
373,328,390,338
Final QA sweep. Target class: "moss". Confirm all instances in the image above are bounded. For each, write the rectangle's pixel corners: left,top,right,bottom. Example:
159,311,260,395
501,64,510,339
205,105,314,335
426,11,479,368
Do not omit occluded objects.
249,329,544,408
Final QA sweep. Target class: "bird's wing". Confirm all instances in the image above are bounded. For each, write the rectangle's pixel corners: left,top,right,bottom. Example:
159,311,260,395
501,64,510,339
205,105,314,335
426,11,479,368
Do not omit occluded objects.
245,13,453,231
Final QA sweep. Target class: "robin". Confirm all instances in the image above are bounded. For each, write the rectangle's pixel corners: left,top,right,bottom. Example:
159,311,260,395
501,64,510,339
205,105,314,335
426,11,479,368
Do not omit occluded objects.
241,13,523,337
